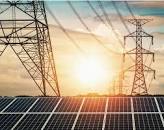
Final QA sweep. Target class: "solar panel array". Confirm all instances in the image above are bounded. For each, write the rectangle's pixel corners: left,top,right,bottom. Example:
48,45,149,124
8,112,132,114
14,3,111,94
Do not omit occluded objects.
0,96,164,130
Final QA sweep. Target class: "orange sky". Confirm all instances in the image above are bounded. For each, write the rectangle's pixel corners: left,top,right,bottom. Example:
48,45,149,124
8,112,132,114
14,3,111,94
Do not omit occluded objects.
0,1,164,96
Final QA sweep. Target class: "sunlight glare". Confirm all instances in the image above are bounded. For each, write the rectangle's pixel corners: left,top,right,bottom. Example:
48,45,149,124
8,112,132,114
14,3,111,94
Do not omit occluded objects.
75,57,114,84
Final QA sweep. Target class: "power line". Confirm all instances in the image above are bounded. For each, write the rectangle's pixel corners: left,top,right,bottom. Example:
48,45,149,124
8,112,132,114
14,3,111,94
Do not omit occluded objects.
124,1,135,19
67,1,119,55
87,0,107,27
112,1,133,39
97,1,124,48
45,3,86,56
97,1,136,63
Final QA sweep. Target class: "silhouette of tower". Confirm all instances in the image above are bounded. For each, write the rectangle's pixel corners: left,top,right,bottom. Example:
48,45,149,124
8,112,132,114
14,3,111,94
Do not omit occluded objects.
124,19,155,95
0,1,60,96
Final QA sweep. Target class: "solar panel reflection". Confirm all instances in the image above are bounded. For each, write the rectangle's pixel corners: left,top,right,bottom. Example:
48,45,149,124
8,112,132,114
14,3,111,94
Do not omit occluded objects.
74,114,104,130
81,97,106,112
108,97,131,112
55,97,82,112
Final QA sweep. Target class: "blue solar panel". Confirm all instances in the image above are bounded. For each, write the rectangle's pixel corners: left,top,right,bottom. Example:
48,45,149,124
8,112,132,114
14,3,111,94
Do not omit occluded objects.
135,114,163,130
45,114,76,130
75,114,104,129
0,98,13,112
55,97,82,112
105,114,133,130
108,97,131,112
0,114,22,130
4,98,36,112
15,114,49,130
133,97,158,112
0,96,163,130
157,97,164,112
29,97,59,112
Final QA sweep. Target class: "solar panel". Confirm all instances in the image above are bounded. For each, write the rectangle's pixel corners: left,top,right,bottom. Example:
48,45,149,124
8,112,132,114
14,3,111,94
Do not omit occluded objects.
0,96,164,130
45,114,76,130
157,97,164,112
4,98,36,112
29,97,59,112
15,114,49,130
81,97,106,112
108,97,131,112
133,97,158,112
0,98,13,112
55,97,82,112
75,114,104,130
105,114,133,130
134,114,163,130
0,114,22,130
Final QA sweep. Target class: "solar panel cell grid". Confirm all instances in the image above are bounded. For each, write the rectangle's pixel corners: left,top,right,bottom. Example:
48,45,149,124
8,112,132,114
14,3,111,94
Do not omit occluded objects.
55,97,82,112
157,97,164,112
0,98,13,112
81,97,106,112
74,114,104,130
108,97,131,112
15,114,49,130
135,114,164,130
105,114,133,130
45,114,76,130
133,97,158,112
0,114,22,130
29,97,59,112
4,98,36,112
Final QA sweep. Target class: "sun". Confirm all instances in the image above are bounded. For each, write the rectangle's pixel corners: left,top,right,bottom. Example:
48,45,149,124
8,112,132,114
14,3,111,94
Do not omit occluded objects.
75,57,114,84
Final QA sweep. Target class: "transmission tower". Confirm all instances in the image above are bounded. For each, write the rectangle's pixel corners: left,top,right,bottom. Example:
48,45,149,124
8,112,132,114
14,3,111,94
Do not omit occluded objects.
124,19,155,95
0,1,60,96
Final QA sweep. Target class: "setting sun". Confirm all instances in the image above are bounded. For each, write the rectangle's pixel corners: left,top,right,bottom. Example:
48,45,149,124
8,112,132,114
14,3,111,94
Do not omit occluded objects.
75,57,114,85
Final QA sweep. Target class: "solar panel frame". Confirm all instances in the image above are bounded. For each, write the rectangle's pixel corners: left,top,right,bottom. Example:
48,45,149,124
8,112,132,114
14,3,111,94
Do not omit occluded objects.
4,98,37,112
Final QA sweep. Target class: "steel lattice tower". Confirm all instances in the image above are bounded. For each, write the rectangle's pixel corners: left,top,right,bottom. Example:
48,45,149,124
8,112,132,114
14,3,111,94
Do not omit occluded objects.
0,0,60,96
124,19,155,95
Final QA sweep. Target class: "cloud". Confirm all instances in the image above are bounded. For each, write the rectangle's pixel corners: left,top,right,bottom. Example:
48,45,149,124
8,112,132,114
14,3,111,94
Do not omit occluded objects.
128,1,164,8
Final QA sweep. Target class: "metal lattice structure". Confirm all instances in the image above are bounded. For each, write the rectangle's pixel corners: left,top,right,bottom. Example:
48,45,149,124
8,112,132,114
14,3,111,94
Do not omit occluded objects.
124,19,155,95
0,1,60,96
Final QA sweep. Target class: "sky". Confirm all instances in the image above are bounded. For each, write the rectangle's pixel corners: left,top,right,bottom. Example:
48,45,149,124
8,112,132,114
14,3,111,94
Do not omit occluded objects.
0,1,164,96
